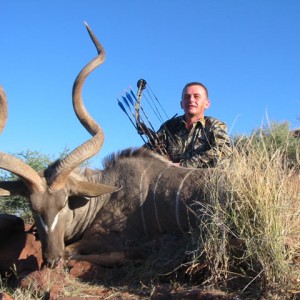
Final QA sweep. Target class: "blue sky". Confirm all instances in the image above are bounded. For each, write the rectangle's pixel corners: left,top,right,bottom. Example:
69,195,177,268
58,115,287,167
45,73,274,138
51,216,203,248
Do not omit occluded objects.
1,1,299,167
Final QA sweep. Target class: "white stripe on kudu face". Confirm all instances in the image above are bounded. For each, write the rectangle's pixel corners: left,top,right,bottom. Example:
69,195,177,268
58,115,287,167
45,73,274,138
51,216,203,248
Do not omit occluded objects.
50,213,59,232
38,195,68,233
38,212,59,234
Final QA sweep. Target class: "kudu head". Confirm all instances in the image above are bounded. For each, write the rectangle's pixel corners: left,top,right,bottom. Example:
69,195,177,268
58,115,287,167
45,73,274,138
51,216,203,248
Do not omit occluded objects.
0,23,119,266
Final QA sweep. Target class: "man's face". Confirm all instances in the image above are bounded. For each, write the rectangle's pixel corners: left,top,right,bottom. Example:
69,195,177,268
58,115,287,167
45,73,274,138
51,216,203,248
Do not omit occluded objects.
180,85,210,118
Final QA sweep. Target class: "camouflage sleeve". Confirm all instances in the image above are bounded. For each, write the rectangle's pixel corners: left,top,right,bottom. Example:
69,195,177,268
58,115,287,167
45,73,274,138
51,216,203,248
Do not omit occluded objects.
180,120,232,168
156,122,172,147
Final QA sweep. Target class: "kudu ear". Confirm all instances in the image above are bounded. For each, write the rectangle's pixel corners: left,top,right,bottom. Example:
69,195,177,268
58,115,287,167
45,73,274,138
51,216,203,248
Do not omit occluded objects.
70,180,121,197
0,180,28,197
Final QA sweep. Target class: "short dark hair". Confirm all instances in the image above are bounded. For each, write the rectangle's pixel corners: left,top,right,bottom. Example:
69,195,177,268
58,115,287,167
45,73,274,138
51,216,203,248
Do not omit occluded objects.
181,82,209,99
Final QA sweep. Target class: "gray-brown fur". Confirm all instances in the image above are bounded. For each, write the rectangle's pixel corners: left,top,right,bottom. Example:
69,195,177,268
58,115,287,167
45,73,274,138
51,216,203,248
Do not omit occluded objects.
73,148,203,252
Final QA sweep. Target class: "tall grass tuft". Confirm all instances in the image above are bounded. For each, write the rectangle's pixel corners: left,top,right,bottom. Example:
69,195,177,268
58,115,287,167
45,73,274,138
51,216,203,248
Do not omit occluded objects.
190,122,300,297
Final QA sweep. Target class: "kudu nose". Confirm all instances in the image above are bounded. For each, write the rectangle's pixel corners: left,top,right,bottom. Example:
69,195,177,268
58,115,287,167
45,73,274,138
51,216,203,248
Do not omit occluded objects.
44,256,64,268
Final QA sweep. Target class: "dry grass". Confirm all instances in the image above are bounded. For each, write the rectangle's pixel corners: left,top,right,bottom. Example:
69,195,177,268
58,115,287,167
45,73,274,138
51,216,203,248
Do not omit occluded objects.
187,132,300,298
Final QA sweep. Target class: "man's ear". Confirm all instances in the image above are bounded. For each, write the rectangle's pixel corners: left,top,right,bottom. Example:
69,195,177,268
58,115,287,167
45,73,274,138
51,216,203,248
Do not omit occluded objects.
205,98,211,109
180,100,183,109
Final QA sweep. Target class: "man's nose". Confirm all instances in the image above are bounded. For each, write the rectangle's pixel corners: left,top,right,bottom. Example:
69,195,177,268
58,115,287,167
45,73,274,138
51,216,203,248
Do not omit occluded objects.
189,95,196,102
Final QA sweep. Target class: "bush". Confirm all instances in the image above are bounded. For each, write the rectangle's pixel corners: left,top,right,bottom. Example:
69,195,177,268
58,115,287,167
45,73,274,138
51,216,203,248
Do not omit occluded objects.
233,121,300,169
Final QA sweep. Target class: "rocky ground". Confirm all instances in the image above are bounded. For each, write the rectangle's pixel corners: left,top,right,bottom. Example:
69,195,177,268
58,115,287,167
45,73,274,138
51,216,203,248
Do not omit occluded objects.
0,214,239,299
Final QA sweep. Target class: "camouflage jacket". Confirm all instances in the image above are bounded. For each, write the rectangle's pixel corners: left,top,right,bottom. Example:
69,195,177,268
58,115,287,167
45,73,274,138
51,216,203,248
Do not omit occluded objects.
155,115,232,168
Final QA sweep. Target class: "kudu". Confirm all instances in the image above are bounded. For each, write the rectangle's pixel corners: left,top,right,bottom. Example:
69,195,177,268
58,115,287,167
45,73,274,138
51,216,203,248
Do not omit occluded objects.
0,24,208,266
